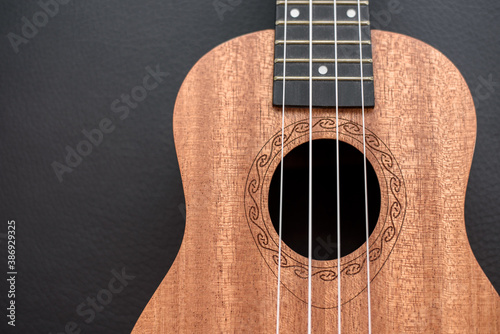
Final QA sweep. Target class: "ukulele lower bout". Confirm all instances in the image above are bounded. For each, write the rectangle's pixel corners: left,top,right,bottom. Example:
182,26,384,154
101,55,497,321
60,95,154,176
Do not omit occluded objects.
132,30,500,333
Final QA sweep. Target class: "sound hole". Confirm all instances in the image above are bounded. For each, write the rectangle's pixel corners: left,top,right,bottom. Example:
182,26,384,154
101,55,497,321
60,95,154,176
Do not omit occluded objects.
268,139,381,261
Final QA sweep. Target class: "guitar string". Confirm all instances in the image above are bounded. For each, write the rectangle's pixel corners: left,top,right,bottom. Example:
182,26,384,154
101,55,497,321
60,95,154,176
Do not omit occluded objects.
357,0,372,332
333,1,342,333
276,0,288,332
308,0,313,333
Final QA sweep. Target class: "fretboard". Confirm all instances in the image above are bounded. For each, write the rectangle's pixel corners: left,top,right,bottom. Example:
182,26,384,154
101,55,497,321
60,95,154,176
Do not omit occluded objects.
273,0,374,107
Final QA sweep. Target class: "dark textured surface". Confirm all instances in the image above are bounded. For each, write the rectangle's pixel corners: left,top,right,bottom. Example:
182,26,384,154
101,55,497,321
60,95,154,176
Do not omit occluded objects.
0,0,498,333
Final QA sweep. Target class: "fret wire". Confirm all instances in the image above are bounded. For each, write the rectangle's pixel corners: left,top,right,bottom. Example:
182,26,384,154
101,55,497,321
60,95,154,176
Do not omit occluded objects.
276,1,369,4
276,40,371,45
274,76,374,81
275,58,373,63
276,20,370,25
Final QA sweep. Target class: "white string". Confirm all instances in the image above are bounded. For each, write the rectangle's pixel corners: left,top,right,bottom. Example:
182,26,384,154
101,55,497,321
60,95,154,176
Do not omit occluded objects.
307,0,313,333
357,1,372,333
276,0,288,333
333,1,341,333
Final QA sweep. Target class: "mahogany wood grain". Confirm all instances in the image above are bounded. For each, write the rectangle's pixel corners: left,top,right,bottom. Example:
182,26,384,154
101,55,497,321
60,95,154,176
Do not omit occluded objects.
132,30,500,333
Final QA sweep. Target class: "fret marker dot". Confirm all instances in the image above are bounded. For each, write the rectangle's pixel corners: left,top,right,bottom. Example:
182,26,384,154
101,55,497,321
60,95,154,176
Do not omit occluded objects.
290,9,300,18
347,9,357,18
318,66,328,75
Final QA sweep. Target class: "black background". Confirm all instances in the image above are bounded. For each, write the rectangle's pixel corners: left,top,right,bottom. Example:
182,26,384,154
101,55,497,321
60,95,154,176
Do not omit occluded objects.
0,0,498,333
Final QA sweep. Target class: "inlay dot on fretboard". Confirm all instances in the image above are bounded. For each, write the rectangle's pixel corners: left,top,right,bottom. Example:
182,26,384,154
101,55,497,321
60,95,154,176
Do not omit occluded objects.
347,9,357,18
290,9,300,18
318,66,328,75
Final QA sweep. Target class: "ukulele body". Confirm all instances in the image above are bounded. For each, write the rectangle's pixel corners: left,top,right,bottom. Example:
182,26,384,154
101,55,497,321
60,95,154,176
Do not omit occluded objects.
132,30,499,333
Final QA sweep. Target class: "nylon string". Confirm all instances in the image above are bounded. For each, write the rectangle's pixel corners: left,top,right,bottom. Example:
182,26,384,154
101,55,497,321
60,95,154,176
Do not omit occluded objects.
307,0,313,333
357,0,372,332
276,0,288,332
333,1,342,333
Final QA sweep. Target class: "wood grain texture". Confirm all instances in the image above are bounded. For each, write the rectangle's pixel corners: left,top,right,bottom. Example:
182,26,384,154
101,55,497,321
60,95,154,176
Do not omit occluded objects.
132,29,500,333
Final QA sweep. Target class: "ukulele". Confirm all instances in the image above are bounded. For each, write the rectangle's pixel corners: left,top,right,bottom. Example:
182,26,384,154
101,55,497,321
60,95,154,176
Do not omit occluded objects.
133,1,500,332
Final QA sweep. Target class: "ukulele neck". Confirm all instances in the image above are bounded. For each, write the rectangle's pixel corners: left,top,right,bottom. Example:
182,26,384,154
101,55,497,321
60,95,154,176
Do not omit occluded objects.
273,0,375,107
